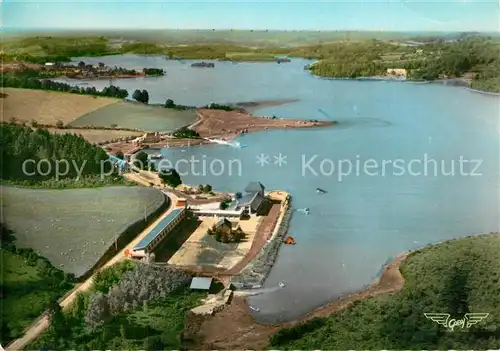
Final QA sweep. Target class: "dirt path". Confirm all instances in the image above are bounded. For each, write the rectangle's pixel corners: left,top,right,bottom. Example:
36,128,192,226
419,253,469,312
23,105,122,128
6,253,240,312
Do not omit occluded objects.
184,252,409,350
6,192,178,351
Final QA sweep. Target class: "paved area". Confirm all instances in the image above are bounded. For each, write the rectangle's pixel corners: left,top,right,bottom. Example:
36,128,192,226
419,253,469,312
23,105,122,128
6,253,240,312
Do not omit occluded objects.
168,216,261,270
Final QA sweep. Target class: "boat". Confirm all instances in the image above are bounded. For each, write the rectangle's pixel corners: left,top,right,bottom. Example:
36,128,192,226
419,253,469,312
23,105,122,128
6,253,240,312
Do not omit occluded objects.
283,236,296,245
149,153,163,160
297,208,310,215
316,188,327,194
206,138,241,148
279,281,286,288
249,305,260,312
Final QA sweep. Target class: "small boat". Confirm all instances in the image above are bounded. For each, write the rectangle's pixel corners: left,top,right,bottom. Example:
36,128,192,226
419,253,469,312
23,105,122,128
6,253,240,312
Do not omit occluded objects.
249,305,260,312
284,236,296,245
316,188,327,194
279,281,286,288
149,153,163,160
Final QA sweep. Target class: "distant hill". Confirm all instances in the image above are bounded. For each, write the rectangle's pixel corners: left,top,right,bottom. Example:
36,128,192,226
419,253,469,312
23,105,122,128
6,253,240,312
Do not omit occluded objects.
5,29,497,47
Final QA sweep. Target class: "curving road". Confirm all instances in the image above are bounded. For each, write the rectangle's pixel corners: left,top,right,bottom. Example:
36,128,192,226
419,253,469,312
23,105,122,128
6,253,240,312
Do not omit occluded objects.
6,189,178,351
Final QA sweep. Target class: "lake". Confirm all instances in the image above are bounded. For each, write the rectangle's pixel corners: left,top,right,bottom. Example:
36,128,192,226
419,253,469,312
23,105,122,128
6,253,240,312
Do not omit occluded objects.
64,55,500,322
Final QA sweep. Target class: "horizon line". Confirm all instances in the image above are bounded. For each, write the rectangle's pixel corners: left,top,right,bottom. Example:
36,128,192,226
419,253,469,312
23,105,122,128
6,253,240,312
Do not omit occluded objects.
3,27,499,34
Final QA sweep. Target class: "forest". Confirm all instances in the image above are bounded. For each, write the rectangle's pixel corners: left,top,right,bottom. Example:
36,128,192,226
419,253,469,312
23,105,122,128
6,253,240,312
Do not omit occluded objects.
0,123,113,182
307,36,500,92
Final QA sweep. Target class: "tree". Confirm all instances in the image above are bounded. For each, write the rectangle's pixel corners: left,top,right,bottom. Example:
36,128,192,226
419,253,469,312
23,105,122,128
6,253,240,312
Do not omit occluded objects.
219,198,231,210
235,192,242,199
116,151,124,160
165,99,175,108
158,168,182,188
55,120,64,128
84,292,110,329
78,61,86,68
133,151,149,170
203,184,212,193
132,89,144,103
141,89,149,104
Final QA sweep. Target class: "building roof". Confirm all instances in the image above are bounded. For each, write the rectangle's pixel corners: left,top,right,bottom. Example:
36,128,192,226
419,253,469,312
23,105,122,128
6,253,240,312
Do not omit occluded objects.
190,277,212,290
228,192,265,213
133,208,184,251
244,182,265,194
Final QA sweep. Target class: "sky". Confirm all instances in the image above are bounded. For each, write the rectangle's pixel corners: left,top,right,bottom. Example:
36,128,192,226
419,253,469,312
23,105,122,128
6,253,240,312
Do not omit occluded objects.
2,0,499,32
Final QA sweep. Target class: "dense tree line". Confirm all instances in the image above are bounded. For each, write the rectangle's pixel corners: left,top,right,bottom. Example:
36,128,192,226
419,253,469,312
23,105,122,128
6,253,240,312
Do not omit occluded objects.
203,102,234,111
2,70,128,98
142,68,165,76
0,123,112,181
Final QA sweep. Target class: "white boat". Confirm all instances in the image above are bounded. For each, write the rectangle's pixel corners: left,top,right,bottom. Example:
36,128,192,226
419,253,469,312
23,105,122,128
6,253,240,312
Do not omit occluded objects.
206,138,241,148
149,153,163,160
279,281,286,288
249,305,260,312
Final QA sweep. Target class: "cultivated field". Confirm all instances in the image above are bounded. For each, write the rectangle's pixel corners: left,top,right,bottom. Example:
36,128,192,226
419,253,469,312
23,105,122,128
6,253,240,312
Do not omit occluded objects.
2,88,119,125
68,102,198,132
1,186,166,277
47,128,143,144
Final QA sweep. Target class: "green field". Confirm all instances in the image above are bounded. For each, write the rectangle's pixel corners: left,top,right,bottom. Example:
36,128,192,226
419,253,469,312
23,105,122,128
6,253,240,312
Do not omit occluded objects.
270,234,500,349
68,102,198,132
1,249,73,344
1,186,166,277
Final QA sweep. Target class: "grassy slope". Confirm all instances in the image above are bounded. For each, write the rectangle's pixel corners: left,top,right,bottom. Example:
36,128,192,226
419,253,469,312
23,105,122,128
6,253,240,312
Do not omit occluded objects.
270,234,500,350
0,250,71,343
1,186,166,277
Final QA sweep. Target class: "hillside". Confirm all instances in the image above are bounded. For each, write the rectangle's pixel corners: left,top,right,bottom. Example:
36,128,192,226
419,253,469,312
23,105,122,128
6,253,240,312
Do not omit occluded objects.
270,234,500,350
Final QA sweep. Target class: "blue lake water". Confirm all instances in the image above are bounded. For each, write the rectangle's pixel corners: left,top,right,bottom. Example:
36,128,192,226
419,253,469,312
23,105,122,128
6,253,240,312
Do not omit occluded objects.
68,55,500,322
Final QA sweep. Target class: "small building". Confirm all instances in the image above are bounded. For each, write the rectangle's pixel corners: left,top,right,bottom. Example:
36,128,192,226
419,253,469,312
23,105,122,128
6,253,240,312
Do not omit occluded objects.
176,198,187,208
226,182,266,216
214,217,232,235
130,207,186,258
44,62,54,68
190,277,213,290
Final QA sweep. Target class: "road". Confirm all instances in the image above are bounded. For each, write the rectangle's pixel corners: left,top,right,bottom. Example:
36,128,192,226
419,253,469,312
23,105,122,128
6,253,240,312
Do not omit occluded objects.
6,189,178,351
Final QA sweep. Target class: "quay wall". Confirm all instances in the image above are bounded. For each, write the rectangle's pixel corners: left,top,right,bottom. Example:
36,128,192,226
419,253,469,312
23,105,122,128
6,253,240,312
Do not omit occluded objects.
231,192,292,289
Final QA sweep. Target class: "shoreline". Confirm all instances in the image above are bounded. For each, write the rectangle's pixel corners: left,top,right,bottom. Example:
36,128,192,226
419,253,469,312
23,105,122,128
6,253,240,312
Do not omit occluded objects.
193,108,335,140
310,72,499,96
183,250,409,349
185,232,499,349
